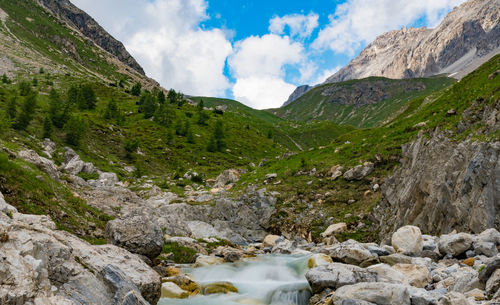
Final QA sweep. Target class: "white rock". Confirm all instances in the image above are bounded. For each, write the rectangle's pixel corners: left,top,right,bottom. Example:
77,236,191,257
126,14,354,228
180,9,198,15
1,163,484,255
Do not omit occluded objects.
332,282,411,305
320,222,347,238
325,240,377,265
392,264,431,288
161,282,189,299
438,292,473,305
392,226,423,254
262,235,280,247
438,233,473,257
367,263,407,284
305,263,378,294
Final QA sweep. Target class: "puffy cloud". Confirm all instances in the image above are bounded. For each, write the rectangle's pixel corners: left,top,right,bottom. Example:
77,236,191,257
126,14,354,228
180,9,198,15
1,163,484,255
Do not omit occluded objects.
233,76,297,109
312,0,466,55
269,13,319,39
72,0,232,97
228,34,304,108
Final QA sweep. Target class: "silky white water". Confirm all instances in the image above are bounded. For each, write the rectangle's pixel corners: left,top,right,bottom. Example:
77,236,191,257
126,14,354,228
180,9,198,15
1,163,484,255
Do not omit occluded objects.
158,255,312,305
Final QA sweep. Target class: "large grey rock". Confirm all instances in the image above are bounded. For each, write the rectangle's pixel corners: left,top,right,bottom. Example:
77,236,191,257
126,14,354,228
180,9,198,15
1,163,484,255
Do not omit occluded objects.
214,169,240,188
474,241,498,257
477,228,500,245
0,197,160,304
392,264,431,288
305,263,377,294
343,162,374,181
332,282,411,305
106,214,165,259
438,233,474,257
18,149,59,179
323,240,377,265
391,225,423,254
479,257,500,284
374,130,500,240
366,264,406,284
486,269,500,297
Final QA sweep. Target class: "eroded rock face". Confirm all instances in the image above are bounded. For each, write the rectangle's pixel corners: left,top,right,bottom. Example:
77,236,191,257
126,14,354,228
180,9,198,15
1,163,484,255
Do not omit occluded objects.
0,193,161,304
374,130,500,240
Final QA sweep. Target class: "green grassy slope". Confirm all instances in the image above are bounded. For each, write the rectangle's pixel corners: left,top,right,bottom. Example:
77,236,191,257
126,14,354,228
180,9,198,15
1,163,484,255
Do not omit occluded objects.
272,76,455,128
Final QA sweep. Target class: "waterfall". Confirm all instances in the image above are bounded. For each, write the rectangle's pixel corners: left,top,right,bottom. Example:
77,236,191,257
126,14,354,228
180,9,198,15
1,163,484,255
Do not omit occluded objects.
158,255,313,305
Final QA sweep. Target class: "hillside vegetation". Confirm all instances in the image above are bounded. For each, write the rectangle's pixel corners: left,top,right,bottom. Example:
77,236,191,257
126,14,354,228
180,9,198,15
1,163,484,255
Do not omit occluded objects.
272,76,455,128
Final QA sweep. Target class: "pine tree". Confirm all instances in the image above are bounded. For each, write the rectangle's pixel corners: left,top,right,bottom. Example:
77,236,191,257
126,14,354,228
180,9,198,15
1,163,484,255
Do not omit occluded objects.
185,120,194,143
174,118,184,136
157,90,166,104
67,86,78,104
80,84,96,110
140,93,157,119
14,92,37,130
131,83,142,96
18,81,32,96
1,74,10,84
64,115,88,146
0,111,12,136
49,88,70,128
6,97,17,119
207,120,226,152
166,129,174,145
42,116,53,138
197,99,209,125
154,102,176,127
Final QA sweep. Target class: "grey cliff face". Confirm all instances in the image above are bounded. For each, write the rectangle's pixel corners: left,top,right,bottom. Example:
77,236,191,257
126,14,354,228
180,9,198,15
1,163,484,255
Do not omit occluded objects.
283,85,311,107
326,0,500,83
36,0,145,75
373,131,500,240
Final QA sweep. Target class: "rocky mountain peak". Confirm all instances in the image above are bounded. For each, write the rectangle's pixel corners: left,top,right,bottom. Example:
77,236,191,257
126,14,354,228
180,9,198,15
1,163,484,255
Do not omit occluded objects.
35,0,145,76
325,0,500,83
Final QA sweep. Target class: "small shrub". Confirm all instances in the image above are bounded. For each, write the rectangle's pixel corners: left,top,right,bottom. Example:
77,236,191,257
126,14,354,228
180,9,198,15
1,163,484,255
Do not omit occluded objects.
160,242,197,264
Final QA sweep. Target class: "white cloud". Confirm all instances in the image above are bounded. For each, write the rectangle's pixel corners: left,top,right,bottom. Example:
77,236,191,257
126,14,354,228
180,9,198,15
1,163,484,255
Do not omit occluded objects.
72,0,232,97
228,34,304,108
269,13,319,38
233,76,297,109
310,66,342,85
312,0,466,55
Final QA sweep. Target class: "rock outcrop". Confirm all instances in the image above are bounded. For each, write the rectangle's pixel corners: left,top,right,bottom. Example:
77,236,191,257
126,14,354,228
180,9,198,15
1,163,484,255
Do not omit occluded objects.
326,0,500,83
35,0,145,75
282,85,311,107
0,192,161,304
374,129,500,240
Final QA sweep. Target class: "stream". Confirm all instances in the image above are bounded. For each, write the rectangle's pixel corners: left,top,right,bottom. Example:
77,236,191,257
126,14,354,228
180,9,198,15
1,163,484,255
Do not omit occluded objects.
158,255,313,305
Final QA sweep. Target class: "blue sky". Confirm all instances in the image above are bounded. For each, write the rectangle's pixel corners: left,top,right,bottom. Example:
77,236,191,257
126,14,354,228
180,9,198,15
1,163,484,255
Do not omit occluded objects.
72,0,465,109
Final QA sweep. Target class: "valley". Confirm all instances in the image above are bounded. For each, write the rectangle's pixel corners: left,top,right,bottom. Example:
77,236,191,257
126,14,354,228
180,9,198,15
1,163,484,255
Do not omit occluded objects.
0,0,499,305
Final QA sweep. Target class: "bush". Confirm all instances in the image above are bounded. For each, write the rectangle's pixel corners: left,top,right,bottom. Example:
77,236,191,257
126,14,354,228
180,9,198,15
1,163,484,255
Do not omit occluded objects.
124,139,139,160
0,111,12,136
49,89,71,128
6,96,17,119
139,92,157,119
1,74,10,84
154,103,176,127
79,84,97,110
64,115,88,146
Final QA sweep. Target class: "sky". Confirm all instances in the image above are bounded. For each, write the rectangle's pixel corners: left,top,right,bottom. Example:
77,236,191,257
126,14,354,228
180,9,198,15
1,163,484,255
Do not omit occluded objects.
71,0,466,109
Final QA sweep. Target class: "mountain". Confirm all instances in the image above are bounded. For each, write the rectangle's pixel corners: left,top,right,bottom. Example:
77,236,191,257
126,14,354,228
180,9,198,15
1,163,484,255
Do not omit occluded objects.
326,0,500,83
282,85,311,107
271,76,454,128
35,0,145,75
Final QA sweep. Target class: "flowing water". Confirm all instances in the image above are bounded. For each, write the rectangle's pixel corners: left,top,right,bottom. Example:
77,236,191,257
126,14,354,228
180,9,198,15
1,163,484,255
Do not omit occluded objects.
158,255,312,305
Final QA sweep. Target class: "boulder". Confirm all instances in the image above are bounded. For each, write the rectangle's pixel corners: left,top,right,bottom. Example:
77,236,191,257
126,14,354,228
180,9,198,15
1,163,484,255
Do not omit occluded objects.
379,254,413,266
214,169,240,188
324,240,377,265
479,257,500,284
392,264,431,288
321,222,347,238
343,162,374,181
486,269,500,297
328,165,344,180
307,253,333,269
332,282,410,305
438,233,473,257
477,228,500,245
391,226,423,254
160,282,189,299
271,238,296,254
438,292,472,305
0,198,161,304
306,263,377,294
366,264,406,284
200,282,238,295
212,246,244,262
193,255,225,267
106,214,165,259
474,241,498,257
18,149,59,179
263,235,280,247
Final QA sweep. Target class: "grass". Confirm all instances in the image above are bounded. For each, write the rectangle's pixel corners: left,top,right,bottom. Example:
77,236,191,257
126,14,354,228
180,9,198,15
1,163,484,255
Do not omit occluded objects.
160,241,198,264
0,151,113,243
272,76,455,128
